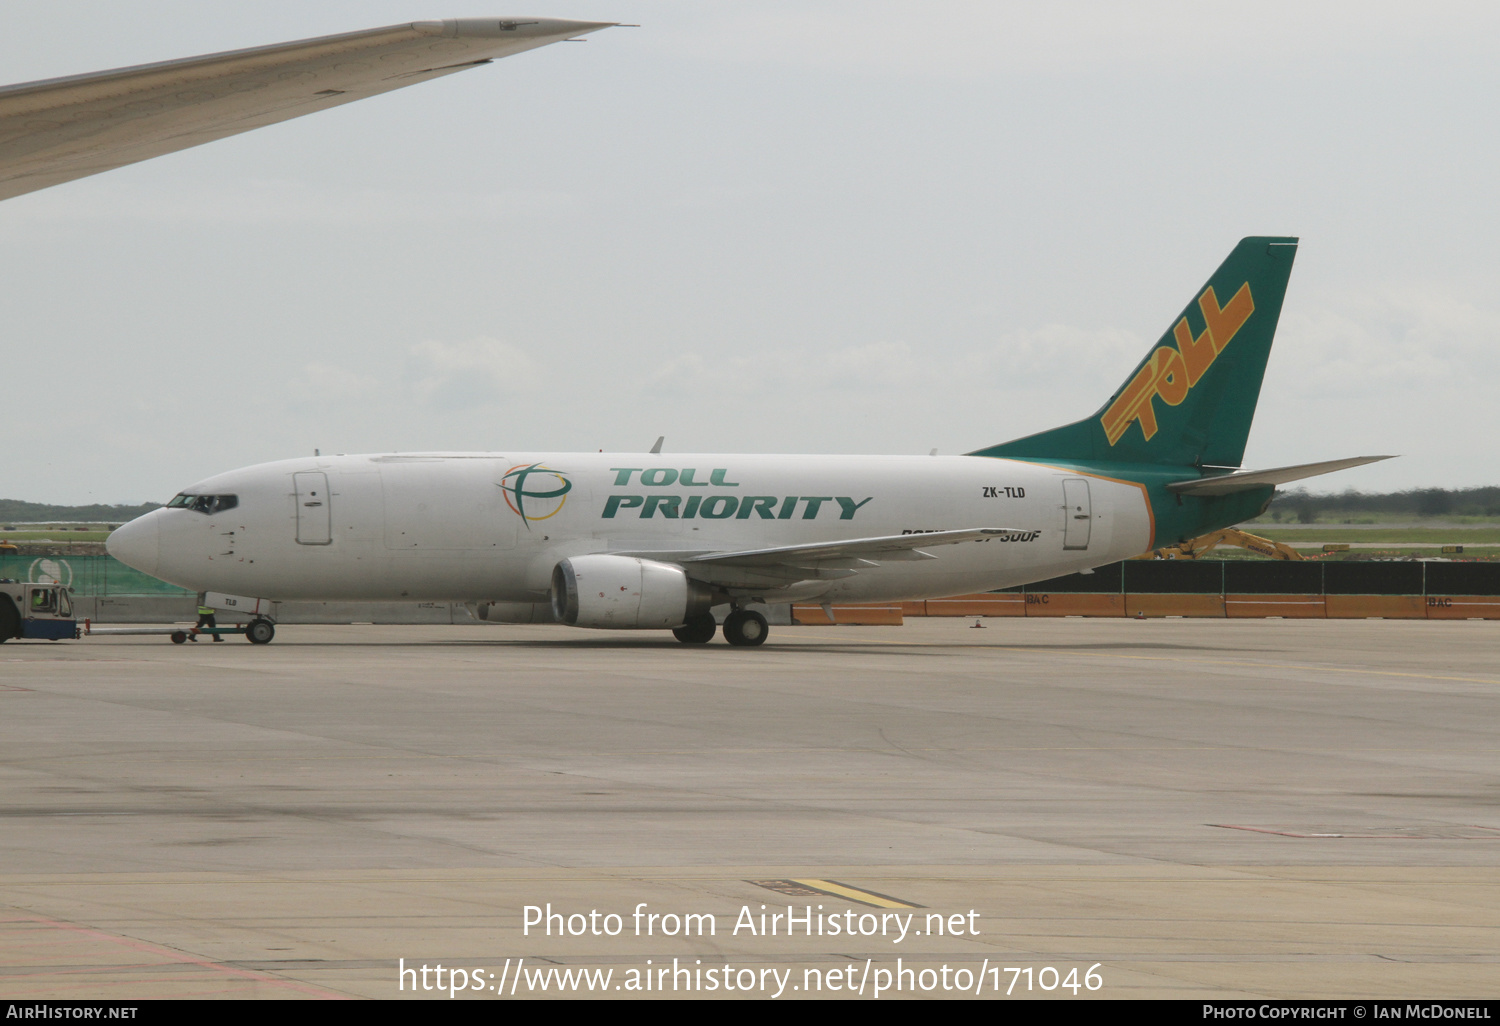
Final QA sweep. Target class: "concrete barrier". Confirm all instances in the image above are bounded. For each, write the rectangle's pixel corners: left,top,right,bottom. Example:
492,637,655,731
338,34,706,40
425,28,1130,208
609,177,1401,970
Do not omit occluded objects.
80,597,469,625
1023,594,1125,617
1125,594,1226,618
78,596,196,623
791,604,903,626
276,601,460,624
920,594,1025,617
1424,596,1500,620
1323,595,1427,619
1225,594,1327,618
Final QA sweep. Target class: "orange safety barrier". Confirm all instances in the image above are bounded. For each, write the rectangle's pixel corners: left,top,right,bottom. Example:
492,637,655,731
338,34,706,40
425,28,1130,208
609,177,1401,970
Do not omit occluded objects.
823,592,1498,622
791,604,904,626
1023,594,1126,617
1423,596,1500,620
1124,594,1226,618
921,594,1026,617
1323,595,1427,619
1225,594,1326,618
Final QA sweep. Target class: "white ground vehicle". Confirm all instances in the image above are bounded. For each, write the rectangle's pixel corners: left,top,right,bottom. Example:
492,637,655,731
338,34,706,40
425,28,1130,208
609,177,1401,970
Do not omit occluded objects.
0,580,78,641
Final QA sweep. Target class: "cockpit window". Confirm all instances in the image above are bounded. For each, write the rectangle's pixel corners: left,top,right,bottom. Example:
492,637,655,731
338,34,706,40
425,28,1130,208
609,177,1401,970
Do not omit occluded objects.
167,493,238,515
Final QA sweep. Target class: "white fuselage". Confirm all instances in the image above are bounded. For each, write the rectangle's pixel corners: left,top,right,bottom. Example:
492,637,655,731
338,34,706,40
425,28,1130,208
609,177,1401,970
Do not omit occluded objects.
109,452,1155,606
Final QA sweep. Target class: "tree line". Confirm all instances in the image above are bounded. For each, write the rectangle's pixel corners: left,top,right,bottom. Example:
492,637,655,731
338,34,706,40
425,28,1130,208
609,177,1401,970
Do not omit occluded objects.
1267,486,1500,522
0,499,159,526
5,487,1498,528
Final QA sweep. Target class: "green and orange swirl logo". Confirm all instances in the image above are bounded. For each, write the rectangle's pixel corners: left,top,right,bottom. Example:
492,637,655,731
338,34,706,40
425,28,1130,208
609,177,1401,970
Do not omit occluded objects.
499,464,572,528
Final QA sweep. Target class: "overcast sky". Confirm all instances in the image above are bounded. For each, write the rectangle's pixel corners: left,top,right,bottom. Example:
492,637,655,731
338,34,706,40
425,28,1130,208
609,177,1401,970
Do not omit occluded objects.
3,1,1498,504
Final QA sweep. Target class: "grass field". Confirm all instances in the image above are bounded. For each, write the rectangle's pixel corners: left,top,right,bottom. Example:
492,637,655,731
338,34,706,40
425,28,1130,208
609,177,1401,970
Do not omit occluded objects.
1247,513,1500,527
1255,528,1500,544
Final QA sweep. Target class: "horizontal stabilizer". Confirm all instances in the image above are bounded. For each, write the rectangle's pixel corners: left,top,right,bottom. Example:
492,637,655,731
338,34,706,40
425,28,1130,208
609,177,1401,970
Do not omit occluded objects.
1166,456,1395,496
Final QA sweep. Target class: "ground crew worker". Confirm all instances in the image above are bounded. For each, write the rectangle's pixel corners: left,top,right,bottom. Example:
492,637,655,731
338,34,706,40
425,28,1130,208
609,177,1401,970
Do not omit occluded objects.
195,600,223,642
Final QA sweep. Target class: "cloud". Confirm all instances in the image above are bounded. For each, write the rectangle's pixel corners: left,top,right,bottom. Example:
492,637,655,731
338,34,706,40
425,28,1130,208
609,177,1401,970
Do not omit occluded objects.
640,323,1143,403
405,337,542,410
2,179,585,226
640,338,934,398
651,1,1500,81
1274,285,1500,397
282,337,545,420
288,361,384,404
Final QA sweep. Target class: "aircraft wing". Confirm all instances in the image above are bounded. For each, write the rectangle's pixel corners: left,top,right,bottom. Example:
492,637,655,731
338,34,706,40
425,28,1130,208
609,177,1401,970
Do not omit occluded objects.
617,528,1025,587
1166,456,1395,496
0,17,613,202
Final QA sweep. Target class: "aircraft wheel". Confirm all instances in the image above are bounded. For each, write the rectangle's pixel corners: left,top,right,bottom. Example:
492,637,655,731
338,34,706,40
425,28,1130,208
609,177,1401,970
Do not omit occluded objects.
723,609,769,647
246,619,276,645
672,613,717,644
170,631,187,644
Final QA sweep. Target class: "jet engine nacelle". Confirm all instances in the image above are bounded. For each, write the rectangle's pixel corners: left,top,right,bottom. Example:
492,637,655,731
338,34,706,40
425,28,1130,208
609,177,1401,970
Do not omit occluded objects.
550,554,712,629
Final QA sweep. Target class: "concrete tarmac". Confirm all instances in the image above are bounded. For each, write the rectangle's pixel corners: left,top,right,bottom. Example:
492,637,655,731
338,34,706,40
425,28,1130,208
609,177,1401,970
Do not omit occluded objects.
1,618,1497,999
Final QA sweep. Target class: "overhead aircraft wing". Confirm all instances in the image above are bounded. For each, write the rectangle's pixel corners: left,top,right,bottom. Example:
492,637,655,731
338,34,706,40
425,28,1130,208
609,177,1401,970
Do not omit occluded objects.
1166,455,1395,496
617,528,1026,588
0,17,613,202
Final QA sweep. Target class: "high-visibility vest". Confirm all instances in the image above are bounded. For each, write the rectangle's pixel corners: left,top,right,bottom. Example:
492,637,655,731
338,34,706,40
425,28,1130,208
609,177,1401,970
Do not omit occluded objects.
197,606,214,616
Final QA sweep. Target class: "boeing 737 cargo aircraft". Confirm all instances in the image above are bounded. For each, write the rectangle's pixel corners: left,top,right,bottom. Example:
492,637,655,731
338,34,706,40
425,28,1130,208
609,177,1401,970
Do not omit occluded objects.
103,236,1389,646
0,20,1387,646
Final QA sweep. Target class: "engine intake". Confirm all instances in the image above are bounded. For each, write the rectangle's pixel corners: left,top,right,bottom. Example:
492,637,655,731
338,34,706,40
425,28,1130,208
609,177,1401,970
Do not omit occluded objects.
551,555,712,629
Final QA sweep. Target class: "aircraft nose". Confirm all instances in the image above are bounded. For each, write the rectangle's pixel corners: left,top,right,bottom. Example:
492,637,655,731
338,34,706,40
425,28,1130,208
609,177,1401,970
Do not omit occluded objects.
106,511,159,574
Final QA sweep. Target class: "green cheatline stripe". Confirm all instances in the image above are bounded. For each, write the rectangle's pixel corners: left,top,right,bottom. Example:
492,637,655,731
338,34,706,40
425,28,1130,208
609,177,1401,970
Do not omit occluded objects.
0,554,192,596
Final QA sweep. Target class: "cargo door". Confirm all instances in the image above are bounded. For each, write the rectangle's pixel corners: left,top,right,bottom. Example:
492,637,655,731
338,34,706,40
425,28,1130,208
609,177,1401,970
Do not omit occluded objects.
1062,478,1092,550
294,472,332,545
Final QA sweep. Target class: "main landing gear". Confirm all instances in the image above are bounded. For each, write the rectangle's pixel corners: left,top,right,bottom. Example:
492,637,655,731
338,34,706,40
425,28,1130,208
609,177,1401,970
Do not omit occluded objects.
672,613,717,645
672,608,770,646
722,609,768,647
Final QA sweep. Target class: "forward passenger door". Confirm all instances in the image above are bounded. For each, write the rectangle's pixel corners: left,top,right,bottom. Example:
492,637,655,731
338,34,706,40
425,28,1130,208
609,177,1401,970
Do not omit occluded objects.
294,472,332,545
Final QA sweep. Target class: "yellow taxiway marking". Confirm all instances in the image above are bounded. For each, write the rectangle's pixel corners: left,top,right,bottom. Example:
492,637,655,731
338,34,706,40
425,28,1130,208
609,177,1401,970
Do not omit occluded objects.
790,879,923,909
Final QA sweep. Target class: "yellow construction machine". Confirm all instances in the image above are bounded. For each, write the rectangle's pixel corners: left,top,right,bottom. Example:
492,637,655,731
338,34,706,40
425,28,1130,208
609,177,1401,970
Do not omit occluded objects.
1135,527,1305,561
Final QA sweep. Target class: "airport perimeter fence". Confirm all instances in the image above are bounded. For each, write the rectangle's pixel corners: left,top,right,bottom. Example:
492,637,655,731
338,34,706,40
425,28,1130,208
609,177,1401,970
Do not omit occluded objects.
0,553,191,596
0,554,470,624
834,559,1500,622
7,554,1497,626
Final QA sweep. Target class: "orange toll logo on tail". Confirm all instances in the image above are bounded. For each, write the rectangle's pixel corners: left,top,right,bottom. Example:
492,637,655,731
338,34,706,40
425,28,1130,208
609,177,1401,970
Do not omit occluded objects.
1101,283,1255,445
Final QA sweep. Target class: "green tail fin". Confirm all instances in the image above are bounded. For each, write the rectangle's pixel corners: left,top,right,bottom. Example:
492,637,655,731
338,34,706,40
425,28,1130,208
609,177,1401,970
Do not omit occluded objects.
970,236,1298,467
